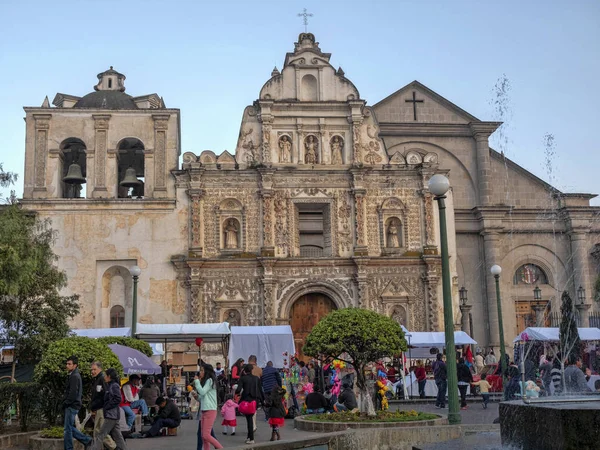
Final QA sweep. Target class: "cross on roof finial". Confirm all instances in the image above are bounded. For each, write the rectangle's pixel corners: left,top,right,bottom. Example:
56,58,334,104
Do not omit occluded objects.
297,8,313,33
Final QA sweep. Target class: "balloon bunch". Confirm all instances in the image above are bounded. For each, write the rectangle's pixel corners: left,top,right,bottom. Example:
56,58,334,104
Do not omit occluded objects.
332,359,346,370
376,379,389,410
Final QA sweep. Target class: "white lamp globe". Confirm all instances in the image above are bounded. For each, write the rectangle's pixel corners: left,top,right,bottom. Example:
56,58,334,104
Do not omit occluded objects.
428,174,450,196
129,265,142,277
490,265,502,276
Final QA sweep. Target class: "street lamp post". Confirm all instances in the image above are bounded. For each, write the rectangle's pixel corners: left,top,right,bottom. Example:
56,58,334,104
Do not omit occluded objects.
490,264,507,398
129,265,141,337
428,174,460,425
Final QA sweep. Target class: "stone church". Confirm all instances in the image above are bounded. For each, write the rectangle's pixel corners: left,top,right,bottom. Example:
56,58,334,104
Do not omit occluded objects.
20,33,600,354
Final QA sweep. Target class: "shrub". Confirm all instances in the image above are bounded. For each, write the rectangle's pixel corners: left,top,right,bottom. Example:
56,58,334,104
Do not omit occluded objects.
40,426,65,438
0,382,42,431
34,336,122,424
303,410,438,422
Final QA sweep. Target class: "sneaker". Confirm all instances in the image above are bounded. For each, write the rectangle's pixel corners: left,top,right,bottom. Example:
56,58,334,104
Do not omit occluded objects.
222,432,227,435
461,406,468,410
245,439,255,444
434,405,440,409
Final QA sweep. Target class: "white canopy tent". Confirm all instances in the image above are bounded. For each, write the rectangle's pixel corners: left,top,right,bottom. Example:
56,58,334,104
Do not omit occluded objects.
134,322,231,343
404,331,477,359
228,326,295,369
513,327,600,343
72,327,164,356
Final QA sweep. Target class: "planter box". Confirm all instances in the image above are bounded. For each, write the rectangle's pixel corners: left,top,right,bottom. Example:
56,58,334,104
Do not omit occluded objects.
29,434,86,450
0,431,38,449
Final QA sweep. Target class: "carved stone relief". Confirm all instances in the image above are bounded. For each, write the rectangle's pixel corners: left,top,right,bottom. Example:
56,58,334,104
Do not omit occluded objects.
278,135,292,163
304,135,319,164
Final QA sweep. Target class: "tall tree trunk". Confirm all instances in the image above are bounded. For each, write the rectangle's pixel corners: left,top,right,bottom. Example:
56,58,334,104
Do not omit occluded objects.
356,365,376,416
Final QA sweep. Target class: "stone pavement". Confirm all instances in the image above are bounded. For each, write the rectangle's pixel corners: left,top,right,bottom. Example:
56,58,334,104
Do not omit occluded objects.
126,403,500,449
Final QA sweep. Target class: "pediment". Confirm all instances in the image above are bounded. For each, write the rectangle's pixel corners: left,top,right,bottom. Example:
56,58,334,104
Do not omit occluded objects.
380,279,411,301
373,81,478,125
217,150,236,167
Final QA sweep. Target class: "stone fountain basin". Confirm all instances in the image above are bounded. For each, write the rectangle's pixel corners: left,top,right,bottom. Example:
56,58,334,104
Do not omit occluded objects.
500,399,600,450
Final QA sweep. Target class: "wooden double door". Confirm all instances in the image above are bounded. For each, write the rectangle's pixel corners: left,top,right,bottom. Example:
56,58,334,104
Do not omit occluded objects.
290,293,336,362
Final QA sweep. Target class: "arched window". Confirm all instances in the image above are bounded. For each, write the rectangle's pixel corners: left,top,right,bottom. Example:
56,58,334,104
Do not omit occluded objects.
513,264,549,285
117,138,145,198
110,305,125,328
60,138,87,199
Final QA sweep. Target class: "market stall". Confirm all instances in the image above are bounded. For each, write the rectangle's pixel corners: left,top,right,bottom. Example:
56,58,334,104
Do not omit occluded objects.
228,325,295,369
404,330,478,397
513,326,600,394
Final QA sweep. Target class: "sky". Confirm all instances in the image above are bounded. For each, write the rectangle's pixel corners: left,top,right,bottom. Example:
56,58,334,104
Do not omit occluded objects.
0,0,598,204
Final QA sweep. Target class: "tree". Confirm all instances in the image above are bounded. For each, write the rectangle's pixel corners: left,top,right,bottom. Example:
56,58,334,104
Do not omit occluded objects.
0,205,80,380
559,291,581,364
34,336,123,424
303,308,407,416
0,162,17,188
97,336,153,357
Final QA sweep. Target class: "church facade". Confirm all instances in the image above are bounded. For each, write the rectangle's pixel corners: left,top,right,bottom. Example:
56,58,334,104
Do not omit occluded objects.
20,34,600,353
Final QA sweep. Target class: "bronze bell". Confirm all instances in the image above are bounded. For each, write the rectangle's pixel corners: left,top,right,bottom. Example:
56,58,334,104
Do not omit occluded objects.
63,163,86,185
120,166,142,188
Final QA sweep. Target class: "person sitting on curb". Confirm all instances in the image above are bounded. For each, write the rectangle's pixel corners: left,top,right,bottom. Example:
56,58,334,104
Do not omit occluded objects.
304,385,329,414
120,374,149,430
333,382,357,412
138,396,181,438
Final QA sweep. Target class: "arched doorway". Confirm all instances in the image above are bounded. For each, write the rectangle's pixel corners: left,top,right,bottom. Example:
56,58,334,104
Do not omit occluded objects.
289,293,336,361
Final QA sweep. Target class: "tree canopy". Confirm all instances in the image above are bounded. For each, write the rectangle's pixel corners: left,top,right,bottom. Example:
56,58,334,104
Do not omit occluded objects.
0,205,79,366
559,291,581,363
303,307,407,390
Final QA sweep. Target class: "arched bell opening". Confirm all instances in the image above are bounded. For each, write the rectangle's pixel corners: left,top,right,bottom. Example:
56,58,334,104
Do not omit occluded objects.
117,137,145,198
60,138,87,199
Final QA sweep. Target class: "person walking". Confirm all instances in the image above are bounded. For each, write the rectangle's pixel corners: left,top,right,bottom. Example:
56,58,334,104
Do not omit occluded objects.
539,354,553,396
63,356,92,450
415,361,427,399
220,394,238,435
91,368,128,450
230,358,244,387
471,373,491,409
485,349,497,365
235,364,263,444
90,361,115,450
261,361,282,421
266,385,286,441
432,353,447,409
564,355,592,394
474,352,485,375
194,364,223,450
457,357,473,410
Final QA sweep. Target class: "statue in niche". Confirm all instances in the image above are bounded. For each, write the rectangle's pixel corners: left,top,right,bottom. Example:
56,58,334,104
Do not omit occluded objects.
304,135,318,164
387,218,401,248
278,135,292,163
392,307,407,327
330,136,344,165
226,309,241,327
224,219,239,249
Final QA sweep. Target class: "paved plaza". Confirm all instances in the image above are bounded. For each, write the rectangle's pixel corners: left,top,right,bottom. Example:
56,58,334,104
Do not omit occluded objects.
126,402,500,449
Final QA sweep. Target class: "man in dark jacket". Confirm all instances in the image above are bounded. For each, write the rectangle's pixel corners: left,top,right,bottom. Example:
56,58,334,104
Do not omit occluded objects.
91,368,128,450
143,397,181,438
432,353,447,408
90,361,116,450
261,361,282,420
334,382,357,411
63,355,92,450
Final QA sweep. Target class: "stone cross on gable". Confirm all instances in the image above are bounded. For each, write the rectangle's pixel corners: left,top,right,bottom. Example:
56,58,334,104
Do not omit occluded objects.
297,8,313,32
405,91,424,121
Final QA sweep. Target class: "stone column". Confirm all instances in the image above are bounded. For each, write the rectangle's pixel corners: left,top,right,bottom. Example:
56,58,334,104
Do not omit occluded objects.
295,124,303,164
483,231,502,348
569,232,590,299
190,283,202,323
92,115,110,198
189,190,204,257
32,114,51,198
576,304,591,327
460,304,472,333
469,123,500,207
152,114,169,197
532,304,546,327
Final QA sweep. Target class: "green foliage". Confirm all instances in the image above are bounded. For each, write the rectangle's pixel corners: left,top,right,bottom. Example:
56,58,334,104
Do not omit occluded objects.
34,336,122,424
594,274,600,303
0,382,42,431
0,205,80,364
0,162,17,188
97,337,153,357
303,308,407,390
303,410,438,422
559,291,581,363
40,426,65,438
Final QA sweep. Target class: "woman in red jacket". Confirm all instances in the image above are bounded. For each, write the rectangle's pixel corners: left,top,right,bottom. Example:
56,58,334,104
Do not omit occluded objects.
230,358,244,387
415,360,427,399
